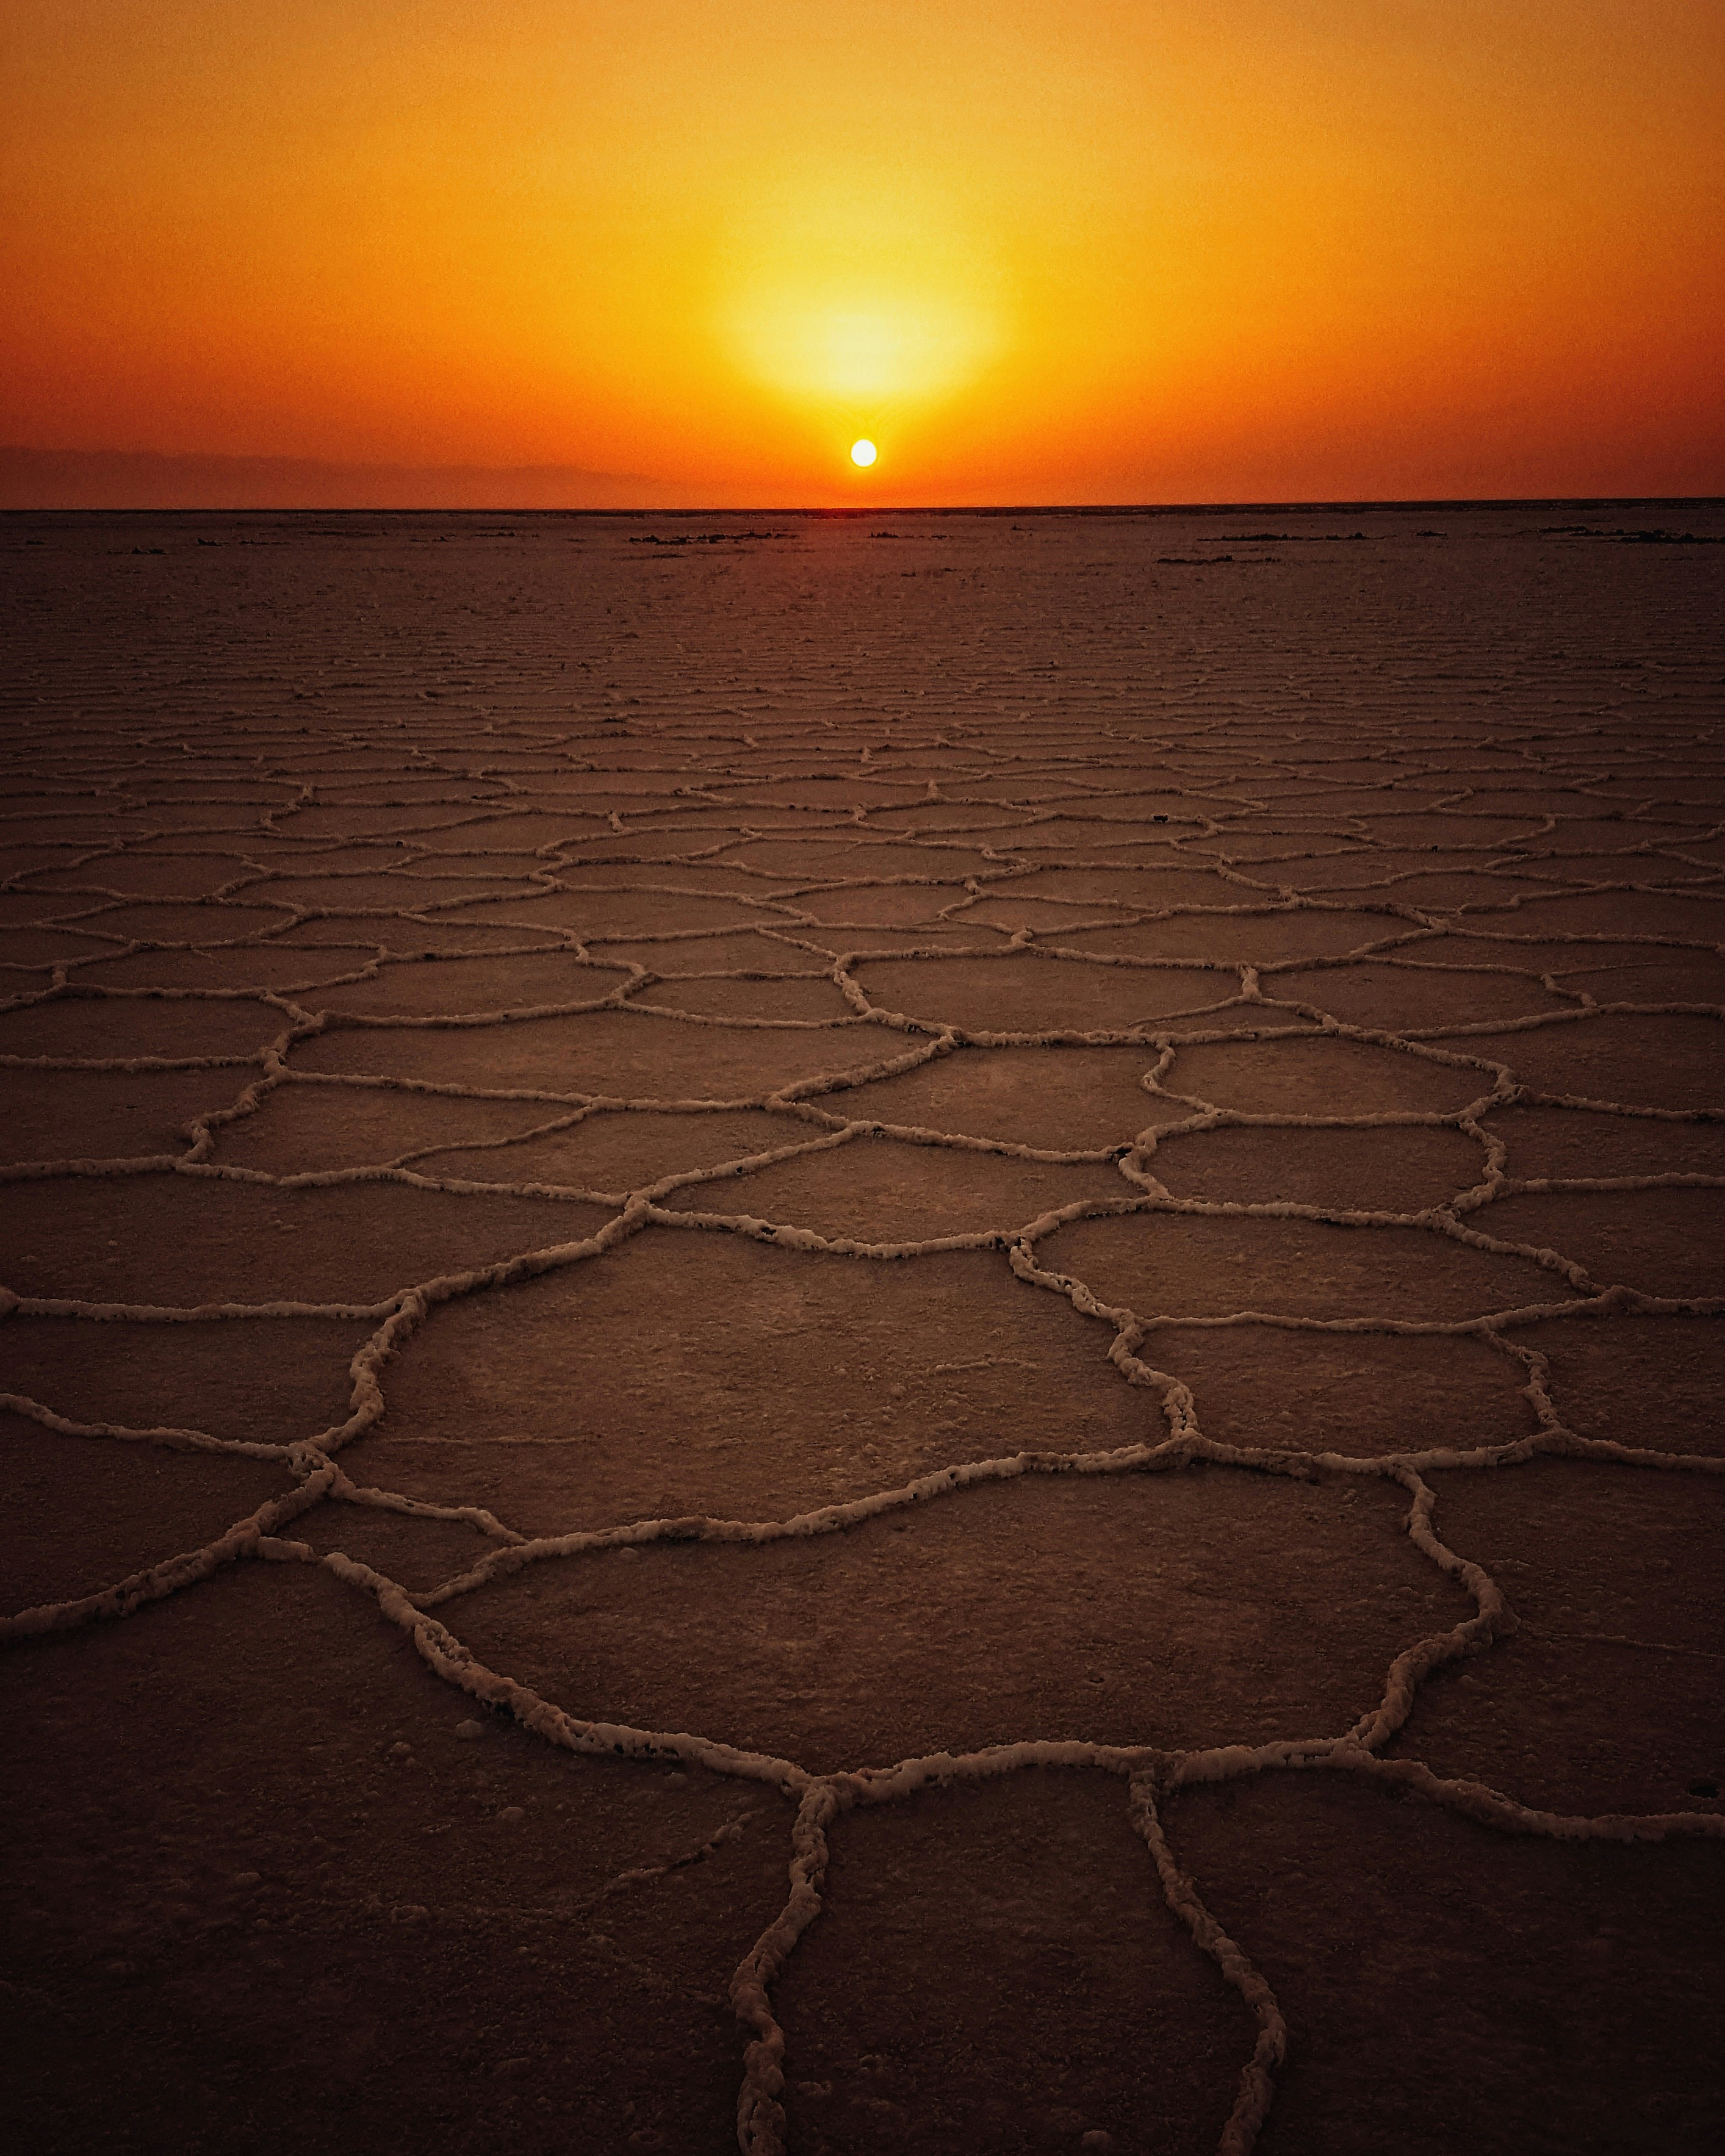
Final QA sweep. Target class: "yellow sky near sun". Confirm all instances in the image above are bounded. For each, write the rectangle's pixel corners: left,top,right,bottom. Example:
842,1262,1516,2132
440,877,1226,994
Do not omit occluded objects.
2,0,1721,500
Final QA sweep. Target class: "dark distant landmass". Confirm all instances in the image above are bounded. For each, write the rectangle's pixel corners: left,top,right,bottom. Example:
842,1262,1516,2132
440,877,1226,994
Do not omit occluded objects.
4,451,1720,517
0,447,668,510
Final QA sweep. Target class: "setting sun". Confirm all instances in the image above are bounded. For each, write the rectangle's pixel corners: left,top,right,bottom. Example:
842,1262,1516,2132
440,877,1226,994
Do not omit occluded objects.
850,439,877,468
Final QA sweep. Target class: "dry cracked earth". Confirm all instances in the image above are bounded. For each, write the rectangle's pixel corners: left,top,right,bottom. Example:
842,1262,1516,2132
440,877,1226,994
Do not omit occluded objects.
2,504,1723,2156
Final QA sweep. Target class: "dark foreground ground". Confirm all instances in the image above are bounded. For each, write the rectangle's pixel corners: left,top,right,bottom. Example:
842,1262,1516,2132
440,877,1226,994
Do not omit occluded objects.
2,503,1723,2155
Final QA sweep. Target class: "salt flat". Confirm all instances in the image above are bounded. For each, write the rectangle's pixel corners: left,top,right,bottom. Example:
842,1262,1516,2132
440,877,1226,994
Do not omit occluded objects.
2,503,1723,2155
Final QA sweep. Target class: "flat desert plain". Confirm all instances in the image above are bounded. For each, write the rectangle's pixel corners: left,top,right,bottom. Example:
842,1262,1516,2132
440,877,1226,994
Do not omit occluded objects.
2,504,1724,2156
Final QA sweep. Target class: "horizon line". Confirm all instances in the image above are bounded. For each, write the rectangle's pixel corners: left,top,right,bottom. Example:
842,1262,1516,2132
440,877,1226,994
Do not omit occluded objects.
3,450,1720,518
5,497,1722,517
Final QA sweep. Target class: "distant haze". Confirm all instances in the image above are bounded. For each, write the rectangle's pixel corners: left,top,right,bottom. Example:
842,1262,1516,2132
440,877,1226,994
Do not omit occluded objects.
0,449,666,512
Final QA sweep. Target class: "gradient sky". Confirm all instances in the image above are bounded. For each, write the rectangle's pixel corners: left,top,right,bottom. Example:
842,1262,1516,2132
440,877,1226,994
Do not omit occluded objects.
4,1,1722,503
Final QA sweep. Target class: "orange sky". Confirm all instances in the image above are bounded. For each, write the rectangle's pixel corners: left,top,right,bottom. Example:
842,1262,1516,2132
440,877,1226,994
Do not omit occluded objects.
4,1,1722,503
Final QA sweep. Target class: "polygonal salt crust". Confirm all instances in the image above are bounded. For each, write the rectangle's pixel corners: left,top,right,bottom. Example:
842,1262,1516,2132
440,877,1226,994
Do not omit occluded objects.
1266,960,1572,1031
1146,1122,1486,1212
1054,792,1236,824
251,874,538,913
1541,814,1713,849
1150,1323,1532,1457
1257,785,1457,819
854,955,1232,1033
1411,933,1658,976
829,1043,1161,1151
1479,1104,1725,1180
1,1410,292,1615
0,993,291,1063
560,863,803,898
720,838,999,880
0,894,90,933
288,1500,504,1599
955,779,1100,805
713,779,929,810
950,897,1136,934
1352,814,1550,848
0,848,93,883
1559,951,1725,1002
307,780,508,806
211,1082,567,1174
309,952,628,1019
1039,1210,1571,1324
1525,1311,1725,1457
610,803,855,833
246,841,441,871
9,506,1725,2155
662,1130,1127,1240
1158,1034,1491,1118
1389,1459,1725,1815
442,889,782,938
868,799,1035,830
788,886,969,928
0,1555,788,2154
51,901,297,942
1344,871,1538,912
1164,1772,1725,2156
1004,866,1269,910
1468,790,1638,819
1188,832,1382,864
387,810,606,848
1519,853,1718,886
776,1772,1250,2155
1279,850,1476,889
0,808,137,844
0,1174,612,1307
343,924,577,961
523,780,696,808
1502,888,1725,941
101,788,292,813
289,1007,898,1101
110,810,283,837
73,946,381,993
550,828,703,858
1007,821,1212,853
448,1466,1465,1773
628,974,853,1022
0,1066,253,1164
1057,911,1411,965
1473,1188,1725,1300
0,1312,372,1446
798,924,1015,958
427,1107,816,1193
597,929,829,973
369,1234,1150,1530
406,850,576,879
26,855,257,900
0,926,123,966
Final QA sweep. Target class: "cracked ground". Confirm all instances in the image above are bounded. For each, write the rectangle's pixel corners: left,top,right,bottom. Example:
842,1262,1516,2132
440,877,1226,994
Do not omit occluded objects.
2,505,1723,2156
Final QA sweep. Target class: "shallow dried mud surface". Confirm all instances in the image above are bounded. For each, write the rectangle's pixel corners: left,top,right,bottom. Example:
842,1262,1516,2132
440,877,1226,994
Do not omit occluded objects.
2,505,1723,2156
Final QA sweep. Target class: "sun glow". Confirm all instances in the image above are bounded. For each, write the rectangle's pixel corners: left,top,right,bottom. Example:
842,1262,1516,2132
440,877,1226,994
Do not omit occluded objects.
726,287,998,405
714,181,1006,470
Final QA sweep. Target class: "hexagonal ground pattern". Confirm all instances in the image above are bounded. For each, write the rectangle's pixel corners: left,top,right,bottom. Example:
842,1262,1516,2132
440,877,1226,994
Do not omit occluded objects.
2,508,1722,2156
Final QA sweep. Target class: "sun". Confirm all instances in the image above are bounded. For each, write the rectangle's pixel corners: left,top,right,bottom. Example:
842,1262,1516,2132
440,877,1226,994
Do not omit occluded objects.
850,437,877,467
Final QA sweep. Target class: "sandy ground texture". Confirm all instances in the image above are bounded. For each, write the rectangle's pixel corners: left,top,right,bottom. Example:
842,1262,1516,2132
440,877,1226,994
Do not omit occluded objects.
2,502,1724,2156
